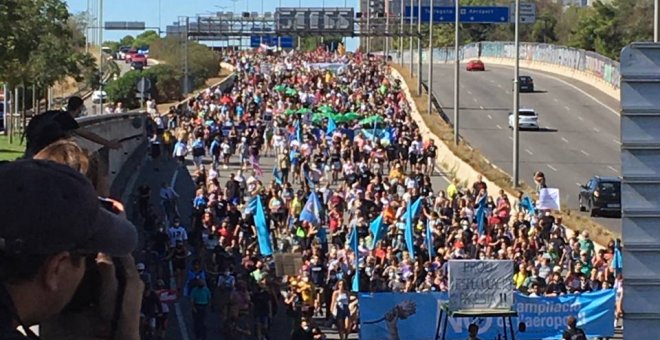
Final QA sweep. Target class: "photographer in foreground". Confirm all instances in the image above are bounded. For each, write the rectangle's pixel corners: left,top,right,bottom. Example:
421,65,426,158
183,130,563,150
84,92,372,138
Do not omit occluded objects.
0,159,143,339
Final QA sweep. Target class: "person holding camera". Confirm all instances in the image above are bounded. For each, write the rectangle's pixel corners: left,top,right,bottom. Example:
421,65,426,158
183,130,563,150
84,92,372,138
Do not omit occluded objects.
0,159,142,340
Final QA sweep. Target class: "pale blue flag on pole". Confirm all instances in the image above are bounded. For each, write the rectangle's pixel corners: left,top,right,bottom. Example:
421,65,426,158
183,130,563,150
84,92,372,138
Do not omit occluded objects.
254,195,273,256
611,239,623,275
244,196,258,215
404,197,424,259
299,191,321,225
368,214,385,250
426,219,435,259
349,227,360,292
272,163,283,185
476,193,487,235
326,117,337,136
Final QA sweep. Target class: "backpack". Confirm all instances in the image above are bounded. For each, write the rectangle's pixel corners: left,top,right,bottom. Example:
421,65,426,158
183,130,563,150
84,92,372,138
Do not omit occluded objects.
567,328,587,340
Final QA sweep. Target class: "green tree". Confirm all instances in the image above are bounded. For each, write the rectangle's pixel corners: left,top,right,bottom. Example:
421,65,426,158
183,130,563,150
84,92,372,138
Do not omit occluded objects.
133,30,159,48
119,35,135,47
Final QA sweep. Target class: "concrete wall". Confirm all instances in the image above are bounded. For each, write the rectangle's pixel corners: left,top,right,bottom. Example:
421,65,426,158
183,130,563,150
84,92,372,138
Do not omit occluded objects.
75,112,147,198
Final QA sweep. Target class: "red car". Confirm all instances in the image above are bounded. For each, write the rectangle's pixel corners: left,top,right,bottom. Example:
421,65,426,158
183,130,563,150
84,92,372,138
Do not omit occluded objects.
125,48,138,63
466,59,485,71
131,54,148,66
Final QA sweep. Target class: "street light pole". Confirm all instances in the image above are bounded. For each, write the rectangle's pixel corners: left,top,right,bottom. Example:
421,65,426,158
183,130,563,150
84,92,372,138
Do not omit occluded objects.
416,0,422,96
385,0,390,60
427,0,433,115
655,0,659,42
99,0,104,115
453,0,460,145
409,0,413,75
399,0,404,66
512,0,520,187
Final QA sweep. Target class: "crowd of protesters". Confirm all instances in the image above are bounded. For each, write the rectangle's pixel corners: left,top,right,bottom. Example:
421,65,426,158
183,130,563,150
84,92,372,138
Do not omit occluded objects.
130,45,625,340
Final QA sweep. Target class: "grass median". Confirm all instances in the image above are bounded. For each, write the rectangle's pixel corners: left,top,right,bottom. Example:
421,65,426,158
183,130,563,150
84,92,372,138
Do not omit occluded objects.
0,135,24,161
392,64,618,247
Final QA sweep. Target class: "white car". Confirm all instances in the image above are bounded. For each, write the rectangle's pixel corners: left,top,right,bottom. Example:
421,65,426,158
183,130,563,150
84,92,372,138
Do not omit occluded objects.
91,90,107,104
508,108,539,130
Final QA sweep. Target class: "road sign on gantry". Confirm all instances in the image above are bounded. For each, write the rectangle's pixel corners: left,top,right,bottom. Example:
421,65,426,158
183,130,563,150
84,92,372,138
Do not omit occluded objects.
448,260,514,312
405,6,510,24
510,2,536,24
275,7,354,36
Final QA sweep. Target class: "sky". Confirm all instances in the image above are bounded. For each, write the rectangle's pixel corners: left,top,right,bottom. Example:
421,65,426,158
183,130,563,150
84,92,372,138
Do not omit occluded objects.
64,0,361,50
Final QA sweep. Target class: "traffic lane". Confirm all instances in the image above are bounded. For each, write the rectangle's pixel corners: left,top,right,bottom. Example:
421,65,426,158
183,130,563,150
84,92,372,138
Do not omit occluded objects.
424,64,621,233
426,63,620,190
84,59,133,115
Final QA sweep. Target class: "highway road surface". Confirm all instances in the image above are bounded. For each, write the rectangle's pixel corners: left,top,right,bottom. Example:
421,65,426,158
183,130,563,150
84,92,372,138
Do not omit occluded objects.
419,62,622,234
84,56,134,116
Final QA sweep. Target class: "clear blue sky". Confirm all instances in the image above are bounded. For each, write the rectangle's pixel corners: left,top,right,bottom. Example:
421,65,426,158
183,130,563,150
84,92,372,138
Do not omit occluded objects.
65,0,360,50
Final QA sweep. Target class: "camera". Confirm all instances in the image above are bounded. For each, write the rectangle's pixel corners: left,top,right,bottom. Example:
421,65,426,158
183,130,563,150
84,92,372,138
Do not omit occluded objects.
62,197,128,313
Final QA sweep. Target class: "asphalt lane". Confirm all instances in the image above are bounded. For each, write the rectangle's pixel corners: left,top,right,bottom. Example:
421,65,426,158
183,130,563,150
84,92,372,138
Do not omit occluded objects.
85,58,132,115
418,62,622,234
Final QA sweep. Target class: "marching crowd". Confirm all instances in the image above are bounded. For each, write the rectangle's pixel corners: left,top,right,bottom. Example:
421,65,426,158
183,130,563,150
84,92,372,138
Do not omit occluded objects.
134,46,624,340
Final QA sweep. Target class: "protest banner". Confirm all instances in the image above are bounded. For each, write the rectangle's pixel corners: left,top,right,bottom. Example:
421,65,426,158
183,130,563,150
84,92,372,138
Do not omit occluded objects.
448,260,514,312
358,290,615,340
538,188,561,210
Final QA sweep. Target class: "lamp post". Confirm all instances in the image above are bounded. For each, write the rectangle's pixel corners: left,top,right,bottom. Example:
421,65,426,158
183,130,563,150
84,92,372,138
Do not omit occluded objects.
453,0,460,145
512,0,520,187
416,0,421,96
655,0,659,42
399,0,404,66
427,0,433,115
409,0,413,75
99,0,104,115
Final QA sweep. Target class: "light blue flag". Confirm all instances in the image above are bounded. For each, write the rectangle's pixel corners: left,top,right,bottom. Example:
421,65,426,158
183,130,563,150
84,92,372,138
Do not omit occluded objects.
368,214,385,250
349,227,360,292
476,193,487,235
404,197,424,259
521,195,536,214
326,117,337,136
295,120,303,143
299,191,321,225
611,239,623,274
254,195,273,256
244,196,258,215
426,219,435,259
272,163,283,185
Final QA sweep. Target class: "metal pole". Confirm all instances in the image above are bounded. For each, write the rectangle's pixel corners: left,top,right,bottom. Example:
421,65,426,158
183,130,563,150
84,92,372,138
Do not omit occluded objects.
653,0,660,42
184,17,190,95
260,0,264,45
2,84,7,133
386,1,390,60
427,0,433,114
453,0,460,145
512,0,520,187
399,0,404,65
367,6,371,53
85,0,90,52
278,0,282,49
99,0,104,115
158,0,162,35
409,0,413,75
298,0,302,49
416,0,422,96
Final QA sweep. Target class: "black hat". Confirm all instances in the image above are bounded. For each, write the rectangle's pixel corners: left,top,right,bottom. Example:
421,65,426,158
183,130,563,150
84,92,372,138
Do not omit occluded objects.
0,159,138,256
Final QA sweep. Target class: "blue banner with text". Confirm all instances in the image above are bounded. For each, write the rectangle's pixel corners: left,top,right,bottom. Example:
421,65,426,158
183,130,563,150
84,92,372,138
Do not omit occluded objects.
359,290,615,340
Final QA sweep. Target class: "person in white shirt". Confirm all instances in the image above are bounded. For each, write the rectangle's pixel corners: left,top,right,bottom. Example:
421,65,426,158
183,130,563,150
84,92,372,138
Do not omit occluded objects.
168,218,188,247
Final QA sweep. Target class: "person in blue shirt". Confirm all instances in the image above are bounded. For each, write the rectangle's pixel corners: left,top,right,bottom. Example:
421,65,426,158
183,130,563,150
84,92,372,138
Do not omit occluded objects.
190,278,212,340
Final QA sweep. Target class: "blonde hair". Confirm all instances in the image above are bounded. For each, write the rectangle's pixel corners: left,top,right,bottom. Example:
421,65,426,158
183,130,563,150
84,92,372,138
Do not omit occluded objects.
34,139,89,174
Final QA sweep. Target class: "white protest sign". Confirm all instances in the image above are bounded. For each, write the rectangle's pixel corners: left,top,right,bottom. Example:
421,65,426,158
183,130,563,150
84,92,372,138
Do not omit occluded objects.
448,260,514,312
538,188,561,210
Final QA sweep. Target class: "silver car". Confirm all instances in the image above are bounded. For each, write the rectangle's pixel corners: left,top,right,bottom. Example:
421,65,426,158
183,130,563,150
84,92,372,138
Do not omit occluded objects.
508,108,539,130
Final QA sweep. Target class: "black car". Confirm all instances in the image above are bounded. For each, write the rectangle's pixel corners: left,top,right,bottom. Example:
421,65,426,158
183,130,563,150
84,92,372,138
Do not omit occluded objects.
578,176,621,217
131,61,145,70
518,76,534,92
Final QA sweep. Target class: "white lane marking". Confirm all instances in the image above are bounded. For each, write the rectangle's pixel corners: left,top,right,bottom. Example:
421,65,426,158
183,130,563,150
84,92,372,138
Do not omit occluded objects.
580,149,590,156
554,98,559,103
561,137,569,143
496,124,503,129
608,166,619,173
525,148,533,155
169,167,190,340
578,116,584,121
487,114,493,120
480,105,485,110
593,127,600,132
576,182,582,186
473,98,478,103
467,90,473,95
564,106,570,111
547,164,558,171
497,84,503,88
508,136,513,140
505,90,511,94
613,139,621,145
489,79,495,83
